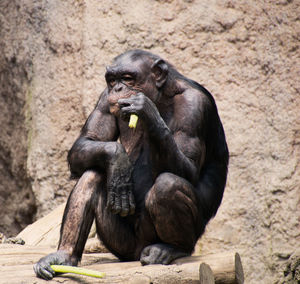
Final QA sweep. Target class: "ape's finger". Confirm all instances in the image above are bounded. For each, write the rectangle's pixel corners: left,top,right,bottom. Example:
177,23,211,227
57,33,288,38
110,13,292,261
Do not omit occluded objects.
106,190,115,210
40,268,55,280
111,190,121,214
128,190,135,215
140,256,151,266
118,98,135,107
120,190,129,217
119,105,136,116
140,247,152,265
35,265,54,280
159,250,169,264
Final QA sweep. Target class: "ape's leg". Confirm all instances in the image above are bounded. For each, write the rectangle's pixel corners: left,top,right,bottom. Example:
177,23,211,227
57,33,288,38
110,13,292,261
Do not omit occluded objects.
94,189,142,261
34,170,102,280
140,172,205,265
58,170,102,265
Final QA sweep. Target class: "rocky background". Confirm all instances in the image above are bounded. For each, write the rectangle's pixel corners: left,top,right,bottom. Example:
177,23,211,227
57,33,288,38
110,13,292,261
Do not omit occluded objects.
0,0,299,283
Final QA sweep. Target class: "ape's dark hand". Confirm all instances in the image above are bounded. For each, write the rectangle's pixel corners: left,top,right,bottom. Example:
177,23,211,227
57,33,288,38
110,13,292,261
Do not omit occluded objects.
118,92,159,122
107,182,135,217
33,250,72,280
106,144,135,217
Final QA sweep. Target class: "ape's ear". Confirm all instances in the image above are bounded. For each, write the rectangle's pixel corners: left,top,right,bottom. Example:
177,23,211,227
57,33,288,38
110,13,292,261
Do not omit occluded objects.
151,59,168,88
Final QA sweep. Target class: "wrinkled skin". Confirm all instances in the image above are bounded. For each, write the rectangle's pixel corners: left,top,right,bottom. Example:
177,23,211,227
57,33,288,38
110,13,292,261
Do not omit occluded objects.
33,251,72,280
140,243,188,265
34,49,229,280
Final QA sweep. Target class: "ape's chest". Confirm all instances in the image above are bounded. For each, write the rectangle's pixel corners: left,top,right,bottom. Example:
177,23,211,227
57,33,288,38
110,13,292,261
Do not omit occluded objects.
118,117,145,161
118,117,162,179
119,129,143,163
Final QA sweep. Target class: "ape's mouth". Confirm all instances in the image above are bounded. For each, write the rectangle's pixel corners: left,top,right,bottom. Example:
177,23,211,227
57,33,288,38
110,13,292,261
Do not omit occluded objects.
108,91,137,116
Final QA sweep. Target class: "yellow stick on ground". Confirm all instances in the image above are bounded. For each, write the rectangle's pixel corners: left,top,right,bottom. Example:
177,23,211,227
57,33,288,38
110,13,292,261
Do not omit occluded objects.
129,114,138,128
51,265,105,278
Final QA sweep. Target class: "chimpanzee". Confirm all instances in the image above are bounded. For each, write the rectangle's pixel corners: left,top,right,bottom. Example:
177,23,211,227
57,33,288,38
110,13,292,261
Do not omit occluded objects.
34,49,229,280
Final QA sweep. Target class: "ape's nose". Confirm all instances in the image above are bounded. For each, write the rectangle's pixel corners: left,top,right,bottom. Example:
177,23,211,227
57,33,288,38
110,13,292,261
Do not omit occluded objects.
114,83,124,92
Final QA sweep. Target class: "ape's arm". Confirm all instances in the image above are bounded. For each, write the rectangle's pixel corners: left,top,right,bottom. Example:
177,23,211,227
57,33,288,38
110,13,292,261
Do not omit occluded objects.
68,90,135,216
68,90,119,178
118,91,208,185
146,96,206,185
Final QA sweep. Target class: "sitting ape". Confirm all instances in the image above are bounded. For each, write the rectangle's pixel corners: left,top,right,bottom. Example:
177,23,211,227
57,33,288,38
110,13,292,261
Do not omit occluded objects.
34,50,229,280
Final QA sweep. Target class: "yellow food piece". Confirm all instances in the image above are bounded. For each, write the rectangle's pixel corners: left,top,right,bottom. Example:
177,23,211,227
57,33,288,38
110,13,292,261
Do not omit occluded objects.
51,265,105,278
129,114,138,128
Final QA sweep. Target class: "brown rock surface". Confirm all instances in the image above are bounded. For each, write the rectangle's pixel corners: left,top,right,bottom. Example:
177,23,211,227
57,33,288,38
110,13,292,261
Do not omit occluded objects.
0,0,299,283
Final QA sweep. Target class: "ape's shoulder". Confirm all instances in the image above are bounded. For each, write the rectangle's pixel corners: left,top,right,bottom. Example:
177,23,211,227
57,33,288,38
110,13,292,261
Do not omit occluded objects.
173,86,213,116
173,78,214,107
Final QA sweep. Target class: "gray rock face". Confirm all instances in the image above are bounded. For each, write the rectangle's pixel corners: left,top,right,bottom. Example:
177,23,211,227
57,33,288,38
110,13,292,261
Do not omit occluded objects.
0,0,299,283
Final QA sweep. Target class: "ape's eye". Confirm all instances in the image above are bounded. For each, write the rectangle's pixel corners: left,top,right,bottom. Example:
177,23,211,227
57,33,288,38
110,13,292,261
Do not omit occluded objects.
122,75,134,83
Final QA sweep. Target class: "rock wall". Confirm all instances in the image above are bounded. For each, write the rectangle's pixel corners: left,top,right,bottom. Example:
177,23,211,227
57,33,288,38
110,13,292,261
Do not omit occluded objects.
0,1,37,236
0,0,299,283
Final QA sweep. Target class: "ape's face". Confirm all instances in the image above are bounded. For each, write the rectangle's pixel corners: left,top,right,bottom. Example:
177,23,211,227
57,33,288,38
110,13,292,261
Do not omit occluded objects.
105,54,159,116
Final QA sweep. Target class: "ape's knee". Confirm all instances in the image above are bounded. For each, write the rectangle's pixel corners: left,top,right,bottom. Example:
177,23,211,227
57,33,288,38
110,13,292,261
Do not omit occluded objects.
148,173,198,206
78,170,102,188
153,172,178,194
145,173,176,208
68,170,102,206
146,172,195,213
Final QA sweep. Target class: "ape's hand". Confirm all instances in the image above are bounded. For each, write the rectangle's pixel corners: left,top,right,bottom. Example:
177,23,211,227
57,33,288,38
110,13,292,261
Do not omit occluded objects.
106,144,135,217
107,182,135,217
118,92,168,138
118,92,160,122
33,250,72,280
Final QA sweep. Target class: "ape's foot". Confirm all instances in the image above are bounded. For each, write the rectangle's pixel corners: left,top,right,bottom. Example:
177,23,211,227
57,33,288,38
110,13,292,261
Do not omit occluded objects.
140,243,189,265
